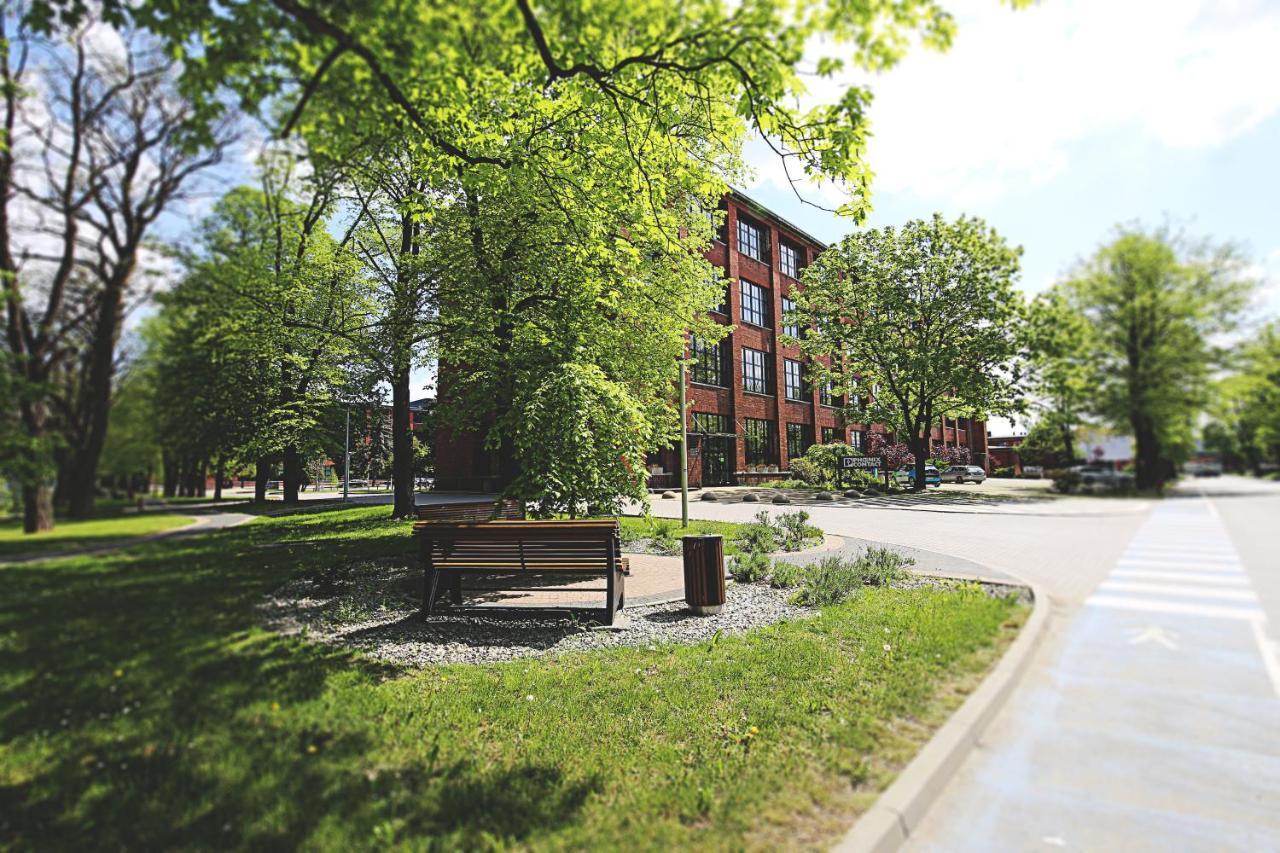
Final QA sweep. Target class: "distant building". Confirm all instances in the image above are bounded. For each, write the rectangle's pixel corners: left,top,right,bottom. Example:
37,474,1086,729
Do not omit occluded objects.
434,190,989,492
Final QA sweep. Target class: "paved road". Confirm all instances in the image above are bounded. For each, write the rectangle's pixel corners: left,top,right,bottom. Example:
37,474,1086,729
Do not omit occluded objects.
903,479,1280,851
646,476,1280,850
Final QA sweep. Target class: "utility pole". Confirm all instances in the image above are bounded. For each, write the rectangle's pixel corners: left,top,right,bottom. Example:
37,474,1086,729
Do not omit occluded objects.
343,403,351,503
679,358,689,528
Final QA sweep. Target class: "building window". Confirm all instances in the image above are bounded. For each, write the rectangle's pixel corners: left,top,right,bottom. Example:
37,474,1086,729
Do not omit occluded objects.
691,335,727,387
786,423,813,461
821,426,842,444
709,271,729,315
742,346,772,395
779,241,802,278
783,358,807,402
740,279,770,327
737,217,766,262
744,418,779,465
849,430,865,450
781,295,801,339
820,381,844,408
691,412,730,434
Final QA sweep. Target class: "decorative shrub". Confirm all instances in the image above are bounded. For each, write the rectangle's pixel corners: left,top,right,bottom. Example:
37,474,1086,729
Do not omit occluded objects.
729,550,771,583
856,547,914,586
769,560,803,588
787,457,823,485
776,509,814,551
791,556,862,606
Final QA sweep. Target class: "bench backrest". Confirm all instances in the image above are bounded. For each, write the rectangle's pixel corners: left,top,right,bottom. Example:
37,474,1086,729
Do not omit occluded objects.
414,519,620,573
414,499,524,523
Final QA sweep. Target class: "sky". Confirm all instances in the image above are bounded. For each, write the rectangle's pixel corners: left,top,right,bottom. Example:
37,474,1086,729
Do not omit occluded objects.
735,0,1280,434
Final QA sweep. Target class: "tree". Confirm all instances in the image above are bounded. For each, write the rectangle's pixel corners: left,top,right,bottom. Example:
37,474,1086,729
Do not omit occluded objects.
1,10,233,529
509,363,651,517
1022,287,1091,465
1211,324,1280,474
1018,417,1075,469
428,165,723,505
793,215,1024,491
1060,227,1255,490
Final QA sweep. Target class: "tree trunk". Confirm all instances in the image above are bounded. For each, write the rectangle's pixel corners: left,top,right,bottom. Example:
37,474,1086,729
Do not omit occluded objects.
213,458,224,500
162,453,177,498
1131,414,1162,491
197,460,207,497
391,364,415,517
282,445,302,504
1059,423,1075,466
911,432,931,493
22,483,54,534
254,456,270,503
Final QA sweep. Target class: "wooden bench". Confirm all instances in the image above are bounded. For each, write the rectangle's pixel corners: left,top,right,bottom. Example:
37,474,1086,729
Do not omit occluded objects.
414,499,524,523
414,519,625,625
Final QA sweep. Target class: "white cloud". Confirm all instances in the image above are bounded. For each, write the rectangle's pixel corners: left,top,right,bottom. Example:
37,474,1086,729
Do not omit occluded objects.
745,0,1280,205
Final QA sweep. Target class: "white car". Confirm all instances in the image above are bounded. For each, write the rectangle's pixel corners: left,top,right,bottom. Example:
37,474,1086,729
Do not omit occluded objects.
943,465,986,484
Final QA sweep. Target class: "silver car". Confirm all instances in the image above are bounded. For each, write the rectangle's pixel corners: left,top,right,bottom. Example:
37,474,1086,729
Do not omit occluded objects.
944,465,986,484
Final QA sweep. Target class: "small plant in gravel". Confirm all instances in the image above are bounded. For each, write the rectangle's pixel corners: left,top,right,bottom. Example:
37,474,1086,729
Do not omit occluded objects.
856,547,914,586
775,510,818,551
734,511,780,554
791,556,862,606
729,550,771,583
769,560,803,589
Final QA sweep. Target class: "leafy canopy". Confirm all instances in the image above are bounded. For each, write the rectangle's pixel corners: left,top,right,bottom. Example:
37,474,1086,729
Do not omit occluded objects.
791,214,1024,451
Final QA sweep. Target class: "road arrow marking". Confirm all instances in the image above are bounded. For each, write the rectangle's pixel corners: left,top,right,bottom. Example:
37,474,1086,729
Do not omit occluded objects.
1126,626,1179,650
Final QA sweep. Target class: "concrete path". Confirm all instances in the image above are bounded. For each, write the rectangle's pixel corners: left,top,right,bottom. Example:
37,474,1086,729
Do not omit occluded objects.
0,509,255,565
905,482,1280,851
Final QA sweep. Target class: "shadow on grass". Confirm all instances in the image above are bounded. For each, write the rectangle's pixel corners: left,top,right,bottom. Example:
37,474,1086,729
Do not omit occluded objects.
0,508,458,848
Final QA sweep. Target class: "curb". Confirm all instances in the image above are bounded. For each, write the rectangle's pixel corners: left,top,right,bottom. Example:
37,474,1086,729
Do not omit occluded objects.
833,574,1052,853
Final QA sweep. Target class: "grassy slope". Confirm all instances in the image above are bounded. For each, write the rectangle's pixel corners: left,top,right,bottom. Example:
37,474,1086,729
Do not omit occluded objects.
0,504,1024,849
0,513,194,560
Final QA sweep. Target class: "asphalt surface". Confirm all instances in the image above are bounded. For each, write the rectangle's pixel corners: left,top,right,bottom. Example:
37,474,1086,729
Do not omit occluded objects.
644,475,1280,851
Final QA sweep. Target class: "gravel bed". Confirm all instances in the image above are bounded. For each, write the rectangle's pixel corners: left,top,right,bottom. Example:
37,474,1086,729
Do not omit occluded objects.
257,560,813,667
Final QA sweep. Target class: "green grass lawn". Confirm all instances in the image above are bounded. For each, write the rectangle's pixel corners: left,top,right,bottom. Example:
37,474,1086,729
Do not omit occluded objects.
617,514,761,557
0,513,194,560
0,503,1025,849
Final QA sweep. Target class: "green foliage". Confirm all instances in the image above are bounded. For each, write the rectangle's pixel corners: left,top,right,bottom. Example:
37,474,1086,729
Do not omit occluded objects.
801,442,858,485
776,510,815,551
792,556,863,607
1210,324,1280,473
729,550,772,584
791,548,914,606
1059,227,1256,489
856,547,915,587
510,363,651,517
0,501,1022,849
1018,417,1076,469
794,215,1024,489
768,560,804,589
734,511,782,555
787,457,823,485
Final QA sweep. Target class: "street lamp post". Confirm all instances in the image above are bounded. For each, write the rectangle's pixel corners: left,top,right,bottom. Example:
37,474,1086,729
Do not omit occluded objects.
343,403,351,503
679,358,689,528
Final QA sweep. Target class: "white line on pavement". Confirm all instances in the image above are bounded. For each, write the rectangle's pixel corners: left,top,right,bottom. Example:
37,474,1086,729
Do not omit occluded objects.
1085,595,1265,621
1251,620,1280,699
1096,580,1259,602
1110,570,1250,585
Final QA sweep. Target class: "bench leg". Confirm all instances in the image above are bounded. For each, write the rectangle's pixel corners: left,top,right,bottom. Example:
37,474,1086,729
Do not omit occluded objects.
449,572,463,606
425,567,441,615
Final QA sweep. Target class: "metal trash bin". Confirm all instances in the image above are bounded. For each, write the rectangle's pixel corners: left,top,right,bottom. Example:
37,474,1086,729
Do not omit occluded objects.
682,534,725,615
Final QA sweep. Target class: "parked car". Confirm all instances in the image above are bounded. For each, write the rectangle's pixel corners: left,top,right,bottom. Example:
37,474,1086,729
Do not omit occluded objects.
943,465,986,484
894,465,942,487
1070,464,1134,489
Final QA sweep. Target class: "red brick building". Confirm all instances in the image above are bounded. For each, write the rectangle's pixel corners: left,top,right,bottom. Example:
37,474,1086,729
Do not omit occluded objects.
435,189,989,492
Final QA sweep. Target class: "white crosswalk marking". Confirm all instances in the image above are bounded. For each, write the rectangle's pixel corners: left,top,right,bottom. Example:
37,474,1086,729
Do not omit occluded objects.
1086,495,1280,697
